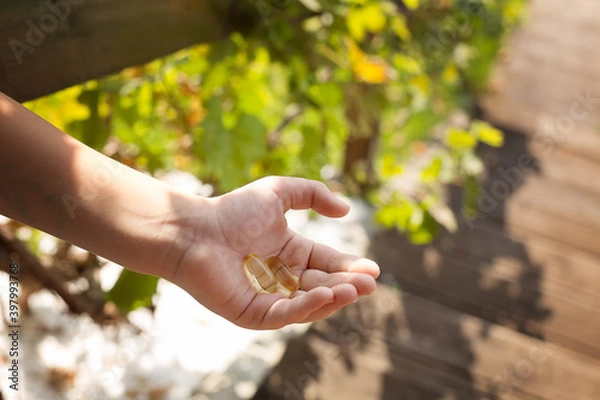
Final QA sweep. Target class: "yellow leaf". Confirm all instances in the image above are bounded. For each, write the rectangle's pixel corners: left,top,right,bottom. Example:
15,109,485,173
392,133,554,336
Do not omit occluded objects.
394,54,422,74
346,3,386,42
362,4,386,33
98,96,111,119
409,75,431,97
250,162,264,178
471,121,504,147
503,0,524,24
404,0,420,10
347,9,366,41
24,85,90,131
445,128,477,150
442,63,459,85
354,59,391,83
391,16,411,41
347,38,392,84
380,154,403,178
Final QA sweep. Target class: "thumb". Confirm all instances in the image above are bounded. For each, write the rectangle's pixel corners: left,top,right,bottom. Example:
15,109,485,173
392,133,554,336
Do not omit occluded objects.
264,177,350,217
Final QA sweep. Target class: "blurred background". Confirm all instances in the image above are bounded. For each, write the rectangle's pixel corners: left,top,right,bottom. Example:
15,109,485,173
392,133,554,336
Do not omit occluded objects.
1,0,599,399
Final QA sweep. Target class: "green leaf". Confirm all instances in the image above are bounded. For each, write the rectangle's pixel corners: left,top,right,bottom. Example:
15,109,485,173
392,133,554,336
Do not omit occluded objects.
236,79,269,116
197,100,270,191
399,109,442,145
232,114,268,169
299,124,323,177
67,88,110,151
380,154,403,178
375,204,397,227
308,82,343,107
375,201,413,231
197,97,235,186
408,205,424,231
202,62,231,97
463,175,481,220
207,38,238,65
471,121,504,147
445,128,477,150
407,209,438,245
421,156,442,183
106,269,159,314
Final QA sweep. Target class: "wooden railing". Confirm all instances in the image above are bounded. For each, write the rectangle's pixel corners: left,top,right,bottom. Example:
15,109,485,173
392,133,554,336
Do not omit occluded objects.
0,0,258,102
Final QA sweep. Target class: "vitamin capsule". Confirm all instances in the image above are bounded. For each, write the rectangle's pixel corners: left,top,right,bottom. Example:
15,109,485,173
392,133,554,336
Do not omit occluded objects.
265,256,300,293
244,254,278,293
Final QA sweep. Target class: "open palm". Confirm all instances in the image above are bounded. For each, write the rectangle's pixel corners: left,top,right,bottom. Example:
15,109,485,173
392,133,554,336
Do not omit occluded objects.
170,177,380,329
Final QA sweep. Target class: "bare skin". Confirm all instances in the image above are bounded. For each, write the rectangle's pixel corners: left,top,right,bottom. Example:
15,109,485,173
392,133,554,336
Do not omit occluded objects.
0,91,380,329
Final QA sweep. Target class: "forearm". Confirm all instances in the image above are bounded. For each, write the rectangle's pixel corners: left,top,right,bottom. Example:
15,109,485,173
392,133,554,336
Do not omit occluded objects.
0,91,198,277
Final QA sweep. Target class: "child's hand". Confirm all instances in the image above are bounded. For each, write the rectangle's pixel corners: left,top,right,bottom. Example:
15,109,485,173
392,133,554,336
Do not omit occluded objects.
167,177,380,329
0,93,378,330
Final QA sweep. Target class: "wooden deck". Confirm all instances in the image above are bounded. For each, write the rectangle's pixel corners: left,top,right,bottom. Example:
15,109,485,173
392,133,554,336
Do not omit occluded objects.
256,0,600,398
256,287,600,400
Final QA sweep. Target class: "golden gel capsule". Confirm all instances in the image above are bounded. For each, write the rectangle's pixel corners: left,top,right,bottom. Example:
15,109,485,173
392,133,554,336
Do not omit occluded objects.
244,254,278,293
266,256,300,293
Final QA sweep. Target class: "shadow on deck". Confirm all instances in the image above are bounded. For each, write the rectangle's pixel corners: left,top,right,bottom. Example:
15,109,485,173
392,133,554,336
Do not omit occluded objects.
255,0,600,397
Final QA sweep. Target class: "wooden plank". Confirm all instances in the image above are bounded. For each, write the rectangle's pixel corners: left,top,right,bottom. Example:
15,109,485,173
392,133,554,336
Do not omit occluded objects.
0,0,258,102
490,51,600,111
483,176,600,256
521,18,600,57
480,130,600,196
476,140,600,256
482,101,600,161
525,0,600,31
486,77,600,132
470,131,600,258
258,287,600,400
455,219,600,304
503,207,600,260
482,169,600,233
516,146,600,197
370,223,600,359
486,75,600,137
482,0,600,161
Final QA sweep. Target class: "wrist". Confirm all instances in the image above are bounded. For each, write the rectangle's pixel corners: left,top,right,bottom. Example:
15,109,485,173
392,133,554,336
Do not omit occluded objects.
143,191,216,281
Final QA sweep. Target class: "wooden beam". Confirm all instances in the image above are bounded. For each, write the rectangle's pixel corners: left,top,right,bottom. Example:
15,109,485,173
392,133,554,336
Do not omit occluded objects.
0,0,258,102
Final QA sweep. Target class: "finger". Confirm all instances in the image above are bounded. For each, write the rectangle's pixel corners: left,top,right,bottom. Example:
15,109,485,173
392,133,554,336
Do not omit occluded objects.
300,269,377,296
261,286,335,329
299,283,358,323
264,177,350,217
308,242,381,278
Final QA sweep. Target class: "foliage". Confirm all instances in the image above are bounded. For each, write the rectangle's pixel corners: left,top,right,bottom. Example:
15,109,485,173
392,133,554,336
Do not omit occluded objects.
23,0,524,311
374,120,503,242
105,270,159,313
